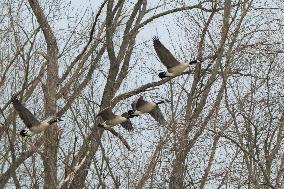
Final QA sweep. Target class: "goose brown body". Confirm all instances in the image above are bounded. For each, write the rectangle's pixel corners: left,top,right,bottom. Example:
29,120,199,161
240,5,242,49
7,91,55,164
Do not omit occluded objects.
96,107,133,131
134,97,157,113
167,63,189,75
29,122,50,133
129,96,166,125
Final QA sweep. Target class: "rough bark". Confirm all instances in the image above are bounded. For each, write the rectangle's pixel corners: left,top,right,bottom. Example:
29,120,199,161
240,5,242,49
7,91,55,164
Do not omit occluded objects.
27,0,59,188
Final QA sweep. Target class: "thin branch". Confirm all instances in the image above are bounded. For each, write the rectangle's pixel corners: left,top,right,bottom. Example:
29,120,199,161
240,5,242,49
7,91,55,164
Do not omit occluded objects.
103,128,131,151
59,0,107,83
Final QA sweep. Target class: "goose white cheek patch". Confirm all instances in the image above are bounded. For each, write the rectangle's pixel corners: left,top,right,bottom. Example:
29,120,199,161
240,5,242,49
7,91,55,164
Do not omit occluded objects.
134,110,142,115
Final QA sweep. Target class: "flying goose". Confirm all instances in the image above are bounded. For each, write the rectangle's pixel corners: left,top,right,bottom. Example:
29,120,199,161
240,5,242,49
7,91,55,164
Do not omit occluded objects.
153,36,199,78
96,107,133,131
11,97,62,137
128,96,167,125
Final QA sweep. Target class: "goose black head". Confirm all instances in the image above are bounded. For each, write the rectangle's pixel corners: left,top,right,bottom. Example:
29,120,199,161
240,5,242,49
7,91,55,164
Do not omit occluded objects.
155,99,171,105
128,110,136,118
20,129,30,137
189,59,198,65
158,72,167,79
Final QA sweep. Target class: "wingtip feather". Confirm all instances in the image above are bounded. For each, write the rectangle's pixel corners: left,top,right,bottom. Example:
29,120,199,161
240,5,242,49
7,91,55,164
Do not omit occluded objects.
152,36,160,43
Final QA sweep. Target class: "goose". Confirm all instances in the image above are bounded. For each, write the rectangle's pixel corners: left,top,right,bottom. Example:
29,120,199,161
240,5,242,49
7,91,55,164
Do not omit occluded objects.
96,107,133,131
11,97,62,137
153,36,199,78
128,96,167,125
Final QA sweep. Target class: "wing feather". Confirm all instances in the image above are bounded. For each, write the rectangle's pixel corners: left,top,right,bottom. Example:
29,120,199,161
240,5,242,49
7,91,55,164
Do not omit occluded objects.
120,120,134,132
12,98,40,128
131,98,139,110
149,106,167,125
96,107,116,121
153,36,181,69
132,96,147,110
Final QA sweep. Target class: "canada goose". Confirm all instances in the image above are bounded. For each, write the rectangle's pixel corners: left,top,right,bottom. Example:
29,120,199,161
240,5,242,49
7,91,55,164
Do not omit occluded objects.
96,107,133,131
153,36,199,78
11,97,62,137
128,96,167,125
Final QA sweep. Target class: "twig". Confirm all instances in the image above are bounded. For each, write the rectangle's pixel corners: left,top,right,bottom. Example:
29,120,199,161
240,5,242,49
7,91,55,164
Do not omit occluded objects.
59,0,107,83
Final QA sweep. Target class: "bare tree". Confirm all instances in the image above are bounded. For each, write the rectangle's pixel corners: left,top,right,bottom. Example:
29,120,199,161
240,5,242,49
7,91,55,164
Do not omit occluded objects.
0,0,284,188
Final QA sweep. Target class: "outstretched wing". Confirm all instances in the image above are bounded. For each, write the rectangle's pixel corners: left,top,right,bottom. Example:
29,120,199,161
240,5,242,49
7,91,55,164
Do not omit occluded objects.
96,107,116,121
149,106,167,125
131,98,138,110
12,98,40,128
153,36,181,69
120,120,134,132
131,96,145,110
120,112,133,131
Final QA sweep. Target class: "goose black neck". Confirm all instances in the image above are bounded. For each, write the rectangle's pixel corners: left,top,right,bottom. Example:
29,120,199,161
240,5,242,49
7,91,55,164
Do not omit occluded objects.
48,119,59,124
189,60,198,65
